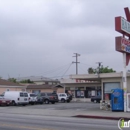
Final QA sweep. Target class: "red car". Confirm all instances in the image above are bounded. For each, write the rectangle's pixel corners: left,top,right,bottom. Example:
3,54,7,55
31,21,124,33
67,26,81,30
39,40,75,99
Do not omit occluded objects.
0,97,11,106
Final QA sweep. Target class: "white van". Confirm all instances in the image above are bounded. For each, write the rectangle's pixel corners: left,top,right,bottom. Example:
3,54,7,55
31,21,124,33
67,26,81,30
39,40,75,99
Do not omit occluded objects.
28,93,37,105
2,91,29,106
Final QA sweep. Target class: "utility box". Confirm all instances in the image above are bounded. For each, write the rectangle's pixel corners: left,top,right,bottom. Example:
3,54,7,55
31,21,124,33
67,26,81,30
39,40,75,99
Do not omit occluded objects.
111,88,124,111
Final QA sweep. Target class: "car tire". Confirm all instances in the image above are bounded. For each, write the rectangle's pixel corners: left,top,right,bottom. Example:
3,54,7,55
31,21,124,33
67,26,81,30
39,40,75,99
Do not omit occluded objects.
6,103,10,106
94,100,97,103
12,101,16,106
45,99,49,104
67,100,70,103
61,99,65,103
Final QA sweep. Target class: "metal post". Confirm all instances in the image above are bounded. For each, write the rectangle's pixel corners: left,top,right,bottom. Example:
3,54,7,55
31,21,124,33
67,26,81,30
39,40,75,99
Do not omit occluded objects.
64,85,66,93
72,53,80,75
123,53,127,112
76,54,78,74
84,86,86,102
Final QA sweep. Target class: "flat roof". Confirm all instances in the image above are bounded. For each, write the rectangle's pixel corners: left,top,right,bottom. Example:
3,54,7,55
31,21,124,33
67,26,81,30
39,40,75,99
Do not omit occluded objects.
69,72,130,80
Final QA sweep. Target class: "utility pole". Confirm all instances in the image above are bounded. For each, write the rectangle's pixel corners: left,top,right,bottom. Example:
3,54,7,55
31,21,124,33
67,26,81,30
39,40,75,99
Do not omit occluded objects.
72,53,80,74
96,62,102,77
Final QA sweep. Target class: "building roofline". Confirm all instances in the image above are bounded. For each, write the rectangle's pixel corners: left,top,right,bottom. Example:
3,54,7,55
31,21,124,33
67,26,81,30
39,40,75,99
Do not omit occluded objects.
69,72,128,80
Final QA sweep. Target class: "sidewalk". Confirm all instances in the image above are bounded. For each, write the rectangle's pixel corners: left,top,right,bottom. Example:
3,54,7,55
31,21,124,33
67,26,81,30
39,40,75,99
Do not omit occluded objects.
73,110,130,120
0,106,130,120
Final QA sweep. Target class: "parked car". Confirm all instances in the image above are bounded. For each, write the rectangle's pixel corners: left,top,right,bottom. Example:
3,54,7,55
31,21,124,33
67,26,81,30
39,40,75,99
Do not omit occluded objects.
36,92,58,104
28,93,37,105
67,93,73,101
35,95,44,104
0,97,11,106
57,93,70,103
2,91,29,106
91,95,101,103
51,92,59,102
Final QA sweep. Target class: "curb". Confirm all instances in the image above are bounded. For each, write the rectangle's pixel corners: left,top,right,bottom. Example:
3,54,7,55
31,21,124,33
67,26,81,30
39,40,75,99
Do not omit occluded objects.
72,115,130,120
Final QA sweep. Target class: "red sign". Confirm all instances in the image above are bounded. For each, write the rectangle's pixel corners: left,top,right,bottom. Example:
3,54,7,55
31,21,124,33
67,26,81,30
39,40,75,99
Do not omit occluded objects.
115,17,130,37
115,7,130,66
115,36,130,53
75,79,98,83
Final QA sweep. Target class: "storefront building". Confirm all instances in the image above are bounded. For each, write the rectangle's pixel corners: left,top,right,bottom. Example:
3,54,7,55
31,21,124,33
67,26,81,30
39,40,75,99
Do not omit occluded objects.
60,72,130,101
60,78,101,102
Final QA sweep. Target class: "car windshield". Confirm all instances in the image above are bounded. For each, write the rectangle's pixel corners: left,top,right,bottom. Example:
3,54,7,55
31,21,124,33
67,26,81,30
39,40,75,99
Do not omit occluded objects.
30,94,36,97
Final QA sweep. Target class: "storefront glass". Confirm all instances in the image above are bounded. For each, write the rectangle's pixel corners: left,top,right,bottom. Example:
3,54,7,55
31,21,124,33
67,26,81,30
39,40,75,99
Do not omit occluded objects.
103,82,120,100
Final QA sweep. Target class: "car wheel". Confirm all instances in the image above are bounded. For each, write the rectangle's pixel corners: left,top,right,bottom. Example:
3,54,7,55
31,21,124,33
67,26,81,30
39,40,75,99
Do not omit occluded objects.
61,99,65,103
12,101,16,106
45,99,49,104
67,100,70,103
94,100,97,103
6,103,10,106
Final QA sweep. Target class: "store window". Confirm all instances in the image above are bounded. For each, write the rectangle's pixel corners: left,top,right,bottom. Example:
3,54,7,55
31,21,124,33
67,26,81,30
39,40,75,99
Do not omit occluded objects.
75,90,85,98
103,82,120,100
85,87,96,98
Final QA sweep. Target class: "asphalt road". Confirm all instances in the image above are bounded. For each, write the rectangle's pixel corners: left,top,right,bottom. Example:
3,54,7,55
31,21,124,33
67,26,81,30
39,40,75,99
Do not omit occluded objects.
0,113,119,130
9,102,100,111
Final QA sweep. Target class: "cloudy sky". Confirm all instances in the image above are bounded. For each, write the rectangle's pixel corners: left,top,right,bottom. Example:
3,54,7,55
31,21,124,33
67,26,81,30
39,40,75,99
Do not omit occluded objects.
0,0,129,79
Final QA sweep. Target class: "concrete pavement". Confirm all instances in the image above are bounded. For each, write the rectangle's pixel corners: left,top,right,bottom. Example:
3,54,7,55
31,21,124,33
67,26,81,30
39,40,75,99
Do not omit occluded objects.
0,104,130,120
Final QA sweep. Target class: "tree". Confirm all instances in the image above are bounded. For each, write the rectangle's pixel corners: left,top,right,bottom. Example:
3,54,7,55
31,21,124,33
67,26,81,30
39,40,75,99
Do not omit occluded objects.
20,79,34,83
99,66,116,73
88,66,116,74
8,78,17,83
88,67,94,74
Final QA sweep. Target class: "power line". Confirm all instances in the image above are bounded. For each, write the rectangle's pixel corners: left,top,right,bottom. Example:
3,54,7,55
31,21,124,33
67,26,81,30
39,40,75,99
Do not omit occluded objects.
61,63,72,78
80,62,97,68
41,63,72,76
78,66,87,74
50,63,72,78
48,75,70,79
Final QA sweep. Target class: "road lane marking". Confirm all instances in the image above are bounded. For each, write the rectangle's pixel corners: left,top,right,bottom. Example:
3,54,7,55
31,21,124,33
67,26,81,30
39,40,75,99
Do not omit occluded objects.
0,123,53,130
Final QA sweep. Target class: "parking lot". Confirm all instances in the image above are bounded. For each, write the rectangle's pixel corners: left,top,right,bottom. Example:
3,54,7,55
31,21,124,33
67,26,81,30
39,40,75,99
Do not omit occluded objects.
3,102,100,111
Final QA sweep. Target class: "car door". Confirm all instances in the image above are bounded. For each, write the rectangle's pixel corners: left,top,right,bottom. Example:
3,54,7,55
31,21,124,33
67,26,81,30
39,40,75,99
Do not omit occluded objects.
23,93,28,102
58,94,62,100
19,92,24,102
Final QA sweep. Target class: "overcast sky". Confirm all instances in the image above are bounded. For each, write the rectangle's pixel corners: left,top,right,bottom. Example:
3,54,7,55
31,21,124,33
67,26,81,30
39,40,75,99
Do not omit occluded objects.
0,0,130,79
